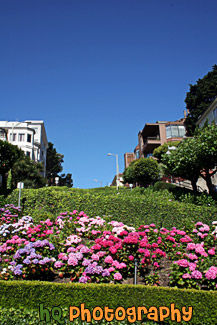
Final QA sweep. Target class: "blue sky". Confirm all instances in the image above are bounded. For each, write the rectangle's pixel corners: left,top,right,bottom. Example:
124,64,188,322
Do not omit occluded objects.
0,0,217,188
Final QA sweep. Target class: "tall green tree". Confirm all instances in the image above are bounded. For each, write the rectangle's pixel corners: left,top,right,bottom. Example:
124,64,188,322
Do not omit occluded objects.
163,123,217,194
184,65,217,136
12,156,46,189
46,142,64,186
59,173,73,188
162,138,200,192
46,142,73,187
0,140,24,188
153,141,181,162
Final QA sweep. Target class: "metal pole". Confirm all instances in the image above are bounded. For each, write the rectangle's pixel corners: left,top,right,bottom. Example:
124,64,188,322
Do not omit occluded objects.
134,258,138,285
116,154,119,191
18,186,21,207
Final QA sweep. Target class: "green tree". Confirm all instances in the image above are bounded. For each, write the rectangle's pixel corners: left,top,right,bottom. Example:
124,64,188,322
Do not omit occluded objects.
153,141,181,162
46,142,64,186
195,123,217,193
59,173,73,188
162,138,200,192
184,65,217,136
124,158,160,187
123,160,137,185
12,156,46,189
163,123,217,194
134,158,159,187
0,140,24,188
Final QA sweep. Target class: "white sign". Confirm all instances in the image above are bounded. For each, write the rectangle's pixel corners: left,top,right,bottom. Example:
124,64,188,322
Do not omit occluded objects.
17,182,24,189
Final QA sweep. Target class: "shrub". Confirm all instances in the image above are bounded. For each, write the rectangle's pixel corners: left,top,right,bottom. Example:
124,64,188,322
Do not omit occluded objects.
5,187,217,229
0,281,216,324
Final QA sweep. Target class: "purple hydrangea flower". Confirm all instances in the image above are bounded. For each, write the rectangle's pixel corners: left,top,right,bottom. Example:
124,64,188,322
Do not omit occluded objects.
39,260,46,265
23,259,31,265
42,257,51,263
85,266,94,274
79,276,88,283
82,259,91,266
94,266,103,274
29,253,38,259
32,259,39,264
102,269,110,277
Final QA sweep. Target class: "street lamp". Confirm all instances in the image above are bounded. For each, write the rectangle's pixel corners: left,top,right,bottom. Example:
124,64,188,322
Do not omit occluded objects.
107,153,119,190
166,146,177,183
93,179,102,187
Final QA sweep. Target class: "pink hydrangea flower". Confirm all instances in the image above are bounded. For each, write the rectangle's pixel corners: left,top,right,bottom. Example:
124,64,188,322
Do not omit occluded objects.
54,261,64,268
208,248,215,255
109,247,117,254
68,257,78,266
114,272,122,280
195,222,203,226
188,253,198,260
153,262,160,268
187,243,196,251
104,256,113,264
91,254,99,261
176,259,189,267
189,263,197,271
191,270,202,279
182,273,191,279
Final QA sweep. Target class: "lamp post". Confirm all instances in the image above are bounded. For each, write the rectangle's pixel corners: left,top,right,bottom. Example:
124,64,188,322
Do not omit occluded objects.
17,182,24,207
93,179,102,187
107,153,119,190
166,146,177,183
134,258,138,285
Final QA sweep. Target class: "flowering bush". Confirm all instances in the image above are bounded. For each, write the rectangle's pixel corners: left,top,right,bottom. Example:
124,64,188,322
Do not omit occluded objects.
0,204,22,226
0,205,217,290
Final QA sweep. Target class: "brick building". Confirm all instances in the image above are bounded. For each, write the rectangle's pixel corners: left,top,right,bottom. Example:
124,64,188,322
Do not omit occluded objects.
124,118,186,169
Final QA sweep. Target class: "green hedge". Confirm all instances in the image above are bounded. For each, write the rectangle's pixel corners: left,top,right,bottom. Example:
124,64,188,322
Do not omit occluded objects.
0,307,156,325
0,281,216,324
6,187,217,228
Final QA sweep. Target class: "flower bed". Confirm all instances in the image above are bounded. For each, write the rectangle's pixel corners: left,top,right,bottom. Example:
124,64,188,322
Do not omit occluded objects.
0,204,217,290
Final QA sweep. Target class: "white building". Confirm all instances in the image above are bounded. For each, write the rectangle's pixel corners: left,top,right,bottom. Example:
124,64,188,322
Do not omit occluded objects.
0,120,48,176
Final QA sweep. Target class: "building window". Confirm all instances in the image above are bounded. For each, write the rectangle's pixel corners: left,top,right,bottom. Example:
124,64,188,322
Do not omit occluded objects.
18,133,25,141
0,129,7,141
26,151,30,157
9,133,16,141
135,150,140,159
166,125,185,139
27,134,32,143
144,153,153,158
